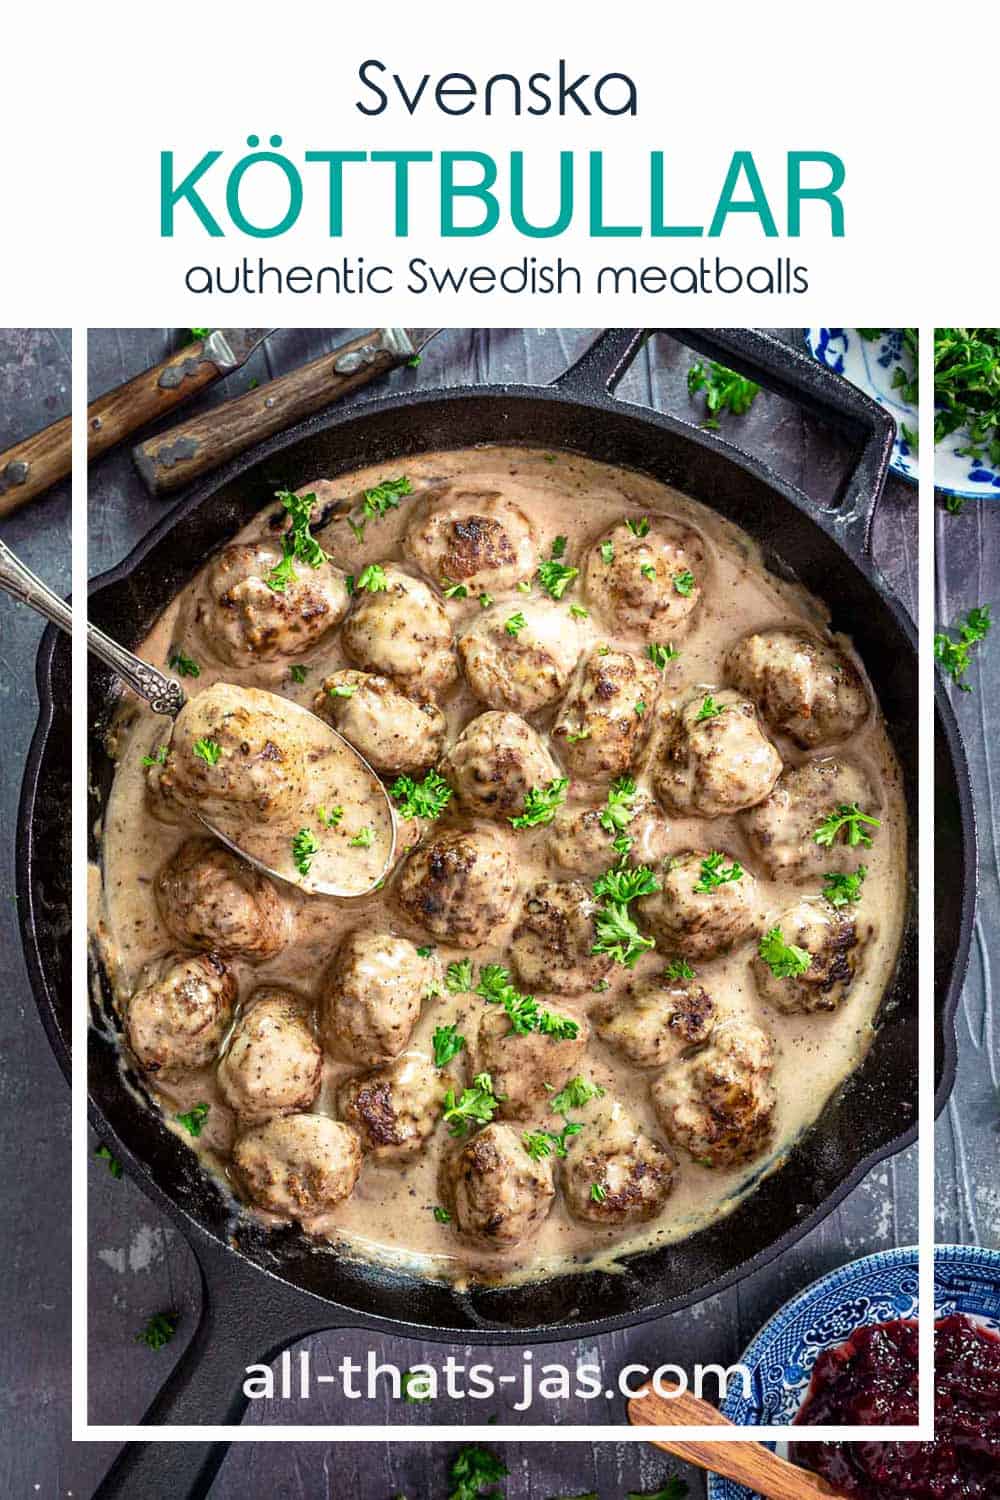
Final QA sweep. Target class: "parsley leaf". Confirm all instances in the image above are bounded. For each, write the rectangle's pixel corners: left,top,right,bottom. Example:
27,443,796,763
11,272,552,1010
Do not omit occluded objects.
193,738,221,765
349,826,375,848
823,866,868,907
448,1444,509,1500
647,642,679,671
142,745,168,768
356,562,388,593
433,1205,452,1223
509,777,569,829
176,1102,209,1137
599,775,639,835
523,1122,584,1161
136,1313,176,1351
264,541,299,593
812,803,882,849
591,901,655,967
289,664,308,684
600,539,614,564
445,959,474,993
590,1183,607,1203
442,579,469,599
327,681,357,698
292,828,318,875
169,649,200,678
692,851,744,894
566,729,591,743
442,1074,502,1137
758,925,812,979
688,358,761,430
569,603,589,619
550,1076,605,1115
625,516,651,537
593,863,660,904
362,475,412,522
640,562,657,581
317,805,343,827
694,694,723,721
433,1024,466,1069
474,964,578,1040
94,1143,123,1179
537,539,579,600
478,591,494,608
390,770,453,821
664,958,695,981
504,611,527,637
934,604,992,691
673,569,695,596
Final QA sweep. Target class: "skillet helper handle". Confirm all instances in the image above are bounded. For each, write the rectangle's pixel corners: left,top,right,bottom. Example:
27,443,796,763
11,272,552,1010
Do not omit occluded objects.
87,333,240,464
0,414,71,518
133,328,415,497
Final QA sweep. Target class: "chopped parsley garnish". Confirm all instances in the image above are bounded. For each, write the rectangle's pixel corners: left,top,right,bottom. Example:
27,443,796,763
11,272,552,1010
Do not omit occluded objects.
432,1024,466,1069
640,562,657,581
569,604,590,619
692,851,744,894
478,591,494,608
190,328,209,340
445,959,475,994
289,664,308,683
448,1444,510,1500
634,699,646,717
647,642,679,671
673,569,696,596
934,605,992,691
94,1143,123,1179
509,777,569,829
664,959,695,981
442,1073,502,1137
142,745,168,768
599,775,639,835
176,1101,210,1137
292,828,319,875
812,803,882,849
625,516,651,537
136,1313,176,1351
349,826,375,848
504,611,527,637
537,539,579,600
688,358,761,430
327,681,357,698
550,1076,605,1115
265,548,298,593
590,1183,607,1203
591,901,655,968
433,1205,452,1223
475,964,579,1040
390,770,453,821
265,488,327,590
442,579,469,599
823,867,868,907
168,649,200,678
694,694,723,722
758,925,812,979
193,738,222,765
356,562,388,593
600,540,614,564
401,1369,432,1403
551,535,568,557
317,805,343,827
593,863,660,904
522,1122,584,1161
566,729,591,743
416,945,435,958
362,475,412,523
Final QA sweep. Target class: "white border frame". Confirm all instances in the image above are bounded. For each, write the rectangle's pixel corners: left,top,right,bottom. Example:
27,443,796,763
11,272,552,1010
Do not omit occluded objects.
72,324,936,1443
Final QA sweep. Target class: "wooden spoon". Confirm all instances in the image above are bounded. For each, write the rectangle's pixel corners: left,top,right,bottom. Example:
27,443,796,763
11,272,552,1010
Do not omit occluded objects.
628,1381,849,1499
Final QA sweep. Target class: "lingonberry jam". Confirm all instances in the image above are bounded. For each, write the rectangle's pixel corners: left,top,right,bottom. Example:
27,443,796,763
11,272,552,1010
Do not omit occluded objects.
790,1314,1000,1497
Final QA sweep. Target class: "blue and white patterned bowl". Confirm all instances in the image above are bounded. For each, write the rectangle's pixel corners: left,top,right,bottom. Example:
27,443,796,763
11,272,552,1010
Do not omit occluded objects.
805,328,1000,502
707,1244,1000,1500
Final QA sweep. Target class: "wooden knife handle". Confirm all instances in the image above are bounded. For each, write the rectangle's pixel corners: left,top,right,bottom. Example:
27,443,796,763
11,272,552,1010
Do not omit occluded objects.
133,331,407,497
0,415,72,517
87,335,231,462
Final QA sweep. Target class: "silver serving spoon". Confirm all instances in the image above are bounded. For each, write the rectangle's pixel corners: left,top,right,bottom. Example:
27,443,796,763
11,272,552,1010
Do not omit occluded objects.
0,536,397,897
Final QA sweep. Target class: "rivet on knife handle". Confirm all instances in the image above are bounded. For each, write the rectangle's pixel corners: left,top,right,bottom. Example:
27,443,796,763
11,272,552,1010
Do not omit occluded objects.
132,329,414,498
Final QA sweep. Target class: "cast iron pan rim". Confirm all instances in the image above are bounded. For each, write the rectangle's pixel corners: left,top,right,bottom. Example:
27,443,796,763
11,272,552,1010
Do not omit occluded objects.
20,372,973,1342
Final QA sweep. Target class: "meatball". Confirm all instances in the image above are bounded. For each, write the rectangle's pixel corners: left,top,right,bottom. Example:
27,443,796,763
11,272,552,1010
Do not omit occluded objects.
636,850,759,961
583,516,705,641
217,988,322,1123
594,978,716,1068
441,1122,555,1249
652,1018,777,1169
753,898,864,1014
442,711,561,821
725,628,869,749
337,1050,443,1160
653,688,782,818
743,757,878,881
562,1099,676,1226
320,931,438,1066
341,565,457,700
313,669,446,776
403,486,539,595
471,1004,590,1119
457,600,588,714
125,952,235,1081
191,540,350,667
231,1114,362,1220
552,647,660,782
155,837,293,961
510,880,613,995
396,825,517,947
152,682,308,829
547,793,671,879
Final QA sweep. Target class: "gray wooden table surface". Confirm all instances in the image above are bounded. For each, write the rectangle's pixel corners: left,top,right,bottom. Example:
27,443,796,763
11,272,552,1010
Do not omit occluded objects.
3,326,991,1498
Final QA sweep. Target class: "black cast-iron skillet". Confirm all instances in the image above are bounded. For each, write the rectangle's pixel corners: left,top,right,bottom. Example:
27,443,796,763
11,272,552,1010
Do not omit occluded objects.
18,329,976,1498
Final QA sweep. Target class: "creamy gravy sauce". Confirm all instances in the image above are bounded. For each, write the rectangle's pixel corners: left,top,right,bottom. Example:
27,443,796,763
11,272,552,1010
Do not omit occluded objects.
93,445,908,1289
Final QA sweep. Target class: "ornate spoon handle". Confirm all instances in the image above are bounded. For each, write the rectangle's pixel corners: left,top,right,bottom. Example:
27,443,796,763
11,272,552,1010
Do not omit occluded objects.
0,536,186,717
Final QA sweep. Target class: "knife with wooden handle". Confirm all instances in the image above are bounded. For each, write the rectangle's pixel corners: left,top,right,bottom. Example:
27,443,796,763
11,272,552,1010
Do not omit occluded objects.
132,328,442,498
0,328,272,519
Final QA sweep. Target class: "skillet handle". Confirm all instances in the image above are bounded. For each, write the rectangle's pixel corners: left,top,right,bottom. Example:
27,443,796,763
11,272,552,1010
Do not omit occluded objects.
553,328,896,556
91,1239,334,1500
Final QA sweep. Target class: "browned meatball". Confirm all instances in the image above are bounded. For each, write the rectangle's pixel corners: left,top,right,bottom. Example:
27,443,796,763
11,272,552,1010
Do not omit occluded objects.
471,1004,590,1119
636,851,759,961
441,1122,555,1248
753,898,866,1014
403,486,539,594
552,647,660,782
594,978,716,1068
342,566,457,700
337,1050,443,1160
457,600,589,714
192,540,349,666
562,1100,676,1226
125,952,235,1081
231,1114,362,1220
725,628,869,749
217,988,322,1123
743,757,878,881
396,825,517,947
583,516,706,642
442,711,561,821
651,1018,776,1169
313,670,447,776
546,793,671,878
320,931,438,1066
653,689,782,817
155,837,293,961
510,880,613,995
